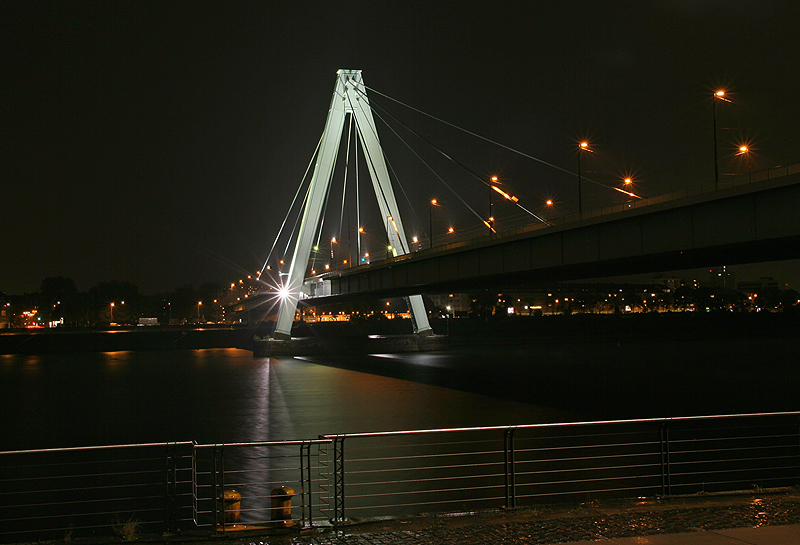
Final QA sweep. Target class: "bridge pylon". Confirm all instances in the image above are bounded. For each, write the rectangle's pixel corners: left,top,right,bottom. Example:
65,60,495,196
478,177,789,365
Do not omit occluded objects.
274,70,433,339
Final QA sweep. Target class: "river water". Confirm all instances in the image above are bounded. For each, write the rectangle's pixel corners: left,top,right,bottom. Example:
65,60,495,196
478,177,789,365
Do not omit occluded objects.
4,325,800,452
0,348,578,451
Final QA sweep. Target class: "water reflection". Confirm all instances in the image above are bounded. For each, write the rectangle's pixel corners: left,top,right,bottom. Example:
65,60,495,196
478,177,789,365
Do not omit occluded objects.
1,348,576,451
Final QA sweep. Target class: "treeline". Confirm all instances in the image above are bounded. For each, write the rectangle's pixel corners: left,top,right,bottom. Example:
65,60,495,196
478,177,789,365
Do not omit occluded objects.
6,277,225,327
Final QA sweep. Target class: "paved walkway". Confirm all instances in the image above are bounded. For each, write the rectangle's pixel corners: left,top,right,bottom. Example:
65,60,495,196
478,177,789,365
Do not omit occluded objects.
198,489,800,545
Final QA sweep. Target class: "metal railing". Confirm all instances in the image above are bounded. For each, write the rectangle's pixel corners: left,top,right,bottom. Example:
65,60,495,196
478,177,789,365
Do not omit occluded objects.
0,442,195,542
191,439,331,530
2,412,798,541
319,412,800,522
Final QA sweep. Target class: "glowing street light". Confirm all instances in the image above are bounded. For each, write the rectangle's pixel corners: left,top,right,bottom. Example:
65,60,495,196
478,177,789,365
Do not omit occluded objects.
738,145,751,182
578,141,591,215
488,176,497,233
713,90,731,189
429,199,439,249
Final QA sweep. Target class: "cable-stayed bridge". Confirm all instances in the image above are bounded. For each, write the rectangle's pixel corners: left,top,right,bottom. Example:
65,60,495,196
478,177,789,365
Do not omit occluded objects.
258,69,800,343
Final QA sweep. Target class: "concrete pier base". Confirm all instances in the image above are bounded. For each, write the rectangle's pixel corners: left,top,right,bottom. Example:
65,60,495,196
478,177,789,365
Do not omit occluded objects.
253,334,449,357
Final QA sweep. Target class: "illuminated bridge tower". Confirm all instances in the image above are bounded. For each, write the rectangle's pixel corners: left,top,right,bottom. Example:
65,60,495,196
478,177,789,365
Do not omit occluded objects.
274,70,433,339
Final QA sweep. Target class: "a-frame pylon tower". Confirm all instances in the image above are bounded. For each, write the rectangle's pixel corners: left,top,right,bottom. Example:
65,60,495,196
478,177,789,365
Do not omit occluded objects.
274,69,433,339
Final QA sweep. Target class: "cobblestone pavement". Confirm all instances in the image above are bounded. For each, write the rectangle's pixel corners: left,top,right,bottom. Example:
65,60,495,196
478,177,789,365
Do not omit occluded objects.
211,490,800,545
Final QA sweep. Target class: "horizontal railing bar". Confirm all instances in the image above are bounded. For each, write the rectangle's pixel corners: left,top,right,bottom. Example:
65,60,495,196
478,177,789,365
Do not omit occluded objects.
193,439,331,448
342,494,505,512
346,482,503,500
343,471,504,488
343,460,505,476
667,463,800,479
515,452,662,466
0,441,195,456
514,463,664,479
322,411,800,440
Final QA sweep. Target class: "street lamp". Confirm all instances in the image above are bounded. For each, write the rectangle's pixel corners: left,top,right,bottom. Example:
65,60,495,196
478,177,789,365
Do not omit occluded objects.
713,90,730,189
429,199,438,248
738,145,751,182
110,302,114,323
197,301,202,321
489,176,497,233
578,141,590,214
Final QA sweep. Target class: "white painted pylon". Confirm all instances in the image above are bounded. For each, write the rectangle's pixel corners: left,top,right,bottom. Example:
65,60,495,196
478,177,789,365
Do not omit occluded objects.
274,70,432,339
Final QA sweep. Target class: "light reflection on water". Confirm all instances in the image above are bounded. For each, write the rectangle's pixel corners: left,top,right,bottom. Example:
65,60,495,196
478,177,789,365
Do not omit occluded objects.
0,348,574,451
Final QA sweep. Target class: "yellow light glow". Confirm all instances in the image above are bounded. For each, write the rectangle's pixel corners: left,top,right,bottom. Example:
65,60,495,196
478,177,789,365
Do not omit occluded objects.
580,141,589,149
624,178,632,185
546,199,553,206
430,199,437,206
715,90,725,97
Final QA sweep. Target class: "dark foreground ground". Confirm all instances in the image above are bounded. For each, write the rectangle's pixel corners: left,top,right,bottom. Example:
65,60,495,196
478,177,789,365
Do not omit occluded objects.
47,488,800,545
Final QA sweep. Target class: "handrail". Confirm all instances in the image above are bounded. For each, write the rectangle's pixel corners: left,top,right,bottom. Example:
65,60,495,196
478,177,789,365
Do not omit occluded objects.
320,410,800,439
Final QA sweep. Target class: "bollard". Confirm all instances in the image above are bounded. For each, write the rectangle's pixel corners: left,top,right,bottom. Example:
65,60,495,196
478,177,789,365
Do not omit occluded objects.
270,486,296,526
218,489,241,524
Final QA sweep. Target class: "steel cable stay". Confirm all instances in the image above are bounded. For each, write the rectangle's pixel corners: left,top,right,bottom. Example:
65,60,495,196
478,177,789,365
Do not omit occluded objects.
355,86,551,228
344,90,410,256
259,132,323,277
362,84,642,201
362,97,489,232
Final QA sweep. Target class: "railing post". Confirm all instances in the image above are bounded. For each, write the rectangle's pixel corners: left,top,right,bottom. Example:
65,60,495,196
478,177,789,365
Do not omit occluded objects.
300,441,313,528
213,445,225,530
191,443,199,527
662,424,669,495
332,436,346,522
165,442,177,531
503,429,516,508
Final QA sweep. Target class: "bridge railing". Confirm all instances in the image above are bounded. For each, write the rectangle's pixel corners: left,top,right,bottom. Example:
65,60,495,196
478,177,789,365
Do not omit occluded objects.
2,412,799,540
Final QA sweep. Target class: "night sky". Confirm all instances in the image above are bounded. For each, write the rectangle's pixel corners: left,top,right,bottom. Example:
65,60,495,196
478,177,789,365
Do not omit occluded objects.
4,1,799,295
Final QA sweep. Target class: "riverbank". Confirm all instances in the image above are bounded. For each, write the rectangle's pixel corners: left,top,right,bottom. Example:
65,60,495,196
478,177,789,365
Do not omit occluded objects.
1,312,798,354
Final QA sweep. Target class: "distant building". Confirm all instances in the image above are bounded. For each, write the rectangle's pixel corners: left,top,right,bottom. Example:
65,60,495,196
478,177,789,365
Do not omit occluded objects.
709,266,736,290
0,291,8,329
428,293,470,315
652,275,681,291
737,276,780,294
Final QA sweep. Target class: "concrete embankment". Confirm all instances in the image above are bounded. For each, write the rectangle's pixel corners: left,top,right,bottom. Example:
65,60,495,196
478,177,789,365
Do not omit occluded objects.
0,326,248,354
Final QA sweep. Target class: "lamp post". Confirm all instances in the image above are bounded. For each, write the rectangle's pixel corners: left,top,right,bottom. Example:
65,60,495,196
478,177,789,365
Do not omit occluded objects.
429,199,438,248
489,176,497,233
713,90,730,189
578,141,590,214
739,145,751,182
197,301,202,321
110,302,114,323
